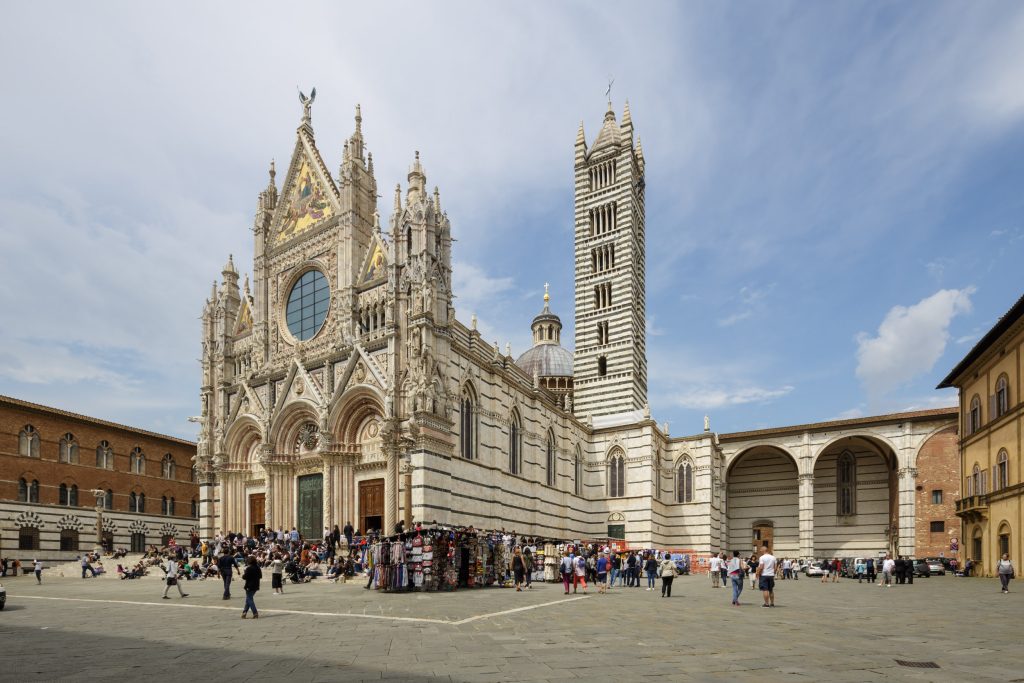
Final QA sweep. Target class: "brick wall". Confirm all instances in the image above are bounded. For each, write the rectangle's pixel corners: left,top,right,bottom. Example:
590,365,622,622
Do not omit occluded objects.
914,426,961,559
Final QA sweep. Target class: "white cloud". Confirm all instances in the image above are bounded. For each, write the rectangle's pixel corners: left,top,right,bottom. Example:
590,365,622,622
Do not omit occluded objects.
717,310,752,327
669,384,794,410
856,288,974,398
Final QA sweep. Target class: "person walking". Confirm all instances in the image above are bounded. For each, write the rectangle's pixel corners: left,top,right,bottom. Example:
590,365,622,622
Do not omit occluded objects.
866,558,876,584
997,553,1015,593
855,559,867,583
747,555,758,589
728,550,745,606
271,554,284,594
820,559,830,583
644,553,658,590
512,547,526,592
574,553,588,594
659,552,677,598
81,554,95,579
610,553,621,589
881,555,895,588
33,558,42,584
560,551,574,595
218,548,240,599
241,555,262,619
596,551,609,594
709,553,722,588
755,545,777,608
523,546,534,589
720,553,729,587
162,556,189,599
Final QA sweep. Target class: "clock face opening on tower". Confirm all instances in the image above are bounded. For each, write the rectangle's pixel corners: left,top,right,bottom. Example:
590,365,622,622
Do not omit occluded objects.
285,269,330,341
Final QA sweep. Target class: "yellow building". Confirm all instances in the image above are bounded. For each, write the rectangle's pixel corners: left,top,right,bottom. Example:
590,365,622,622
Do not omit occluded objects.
939,293,1024,577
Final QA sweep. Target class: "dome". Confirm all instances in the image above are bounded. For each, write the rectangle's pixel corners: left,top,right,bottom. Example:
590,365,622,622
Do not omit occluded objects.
515,343,574,378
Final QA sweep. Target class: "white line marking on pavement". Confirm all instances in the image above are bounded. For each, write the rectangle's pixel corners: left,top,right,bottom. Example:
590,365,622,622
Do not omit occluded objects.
450,595,591,625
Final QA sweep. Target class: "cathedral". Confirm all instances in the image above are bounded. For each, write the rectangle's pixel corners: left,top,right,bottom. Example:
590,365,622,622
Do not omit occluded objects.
197,94,960,561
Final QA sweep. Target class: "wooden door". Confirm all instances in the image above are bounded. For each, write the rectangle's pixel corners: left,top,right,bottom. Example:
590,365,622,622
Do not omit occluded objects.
752,523,774,554
249,493,266,537
359,479,384,534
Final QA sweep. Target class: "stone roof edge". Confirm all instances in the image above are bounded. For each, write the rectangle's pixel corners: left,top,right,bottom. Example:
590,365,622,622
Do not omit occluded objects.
937,291,1024,388
717,406,958,442
0,394,197,448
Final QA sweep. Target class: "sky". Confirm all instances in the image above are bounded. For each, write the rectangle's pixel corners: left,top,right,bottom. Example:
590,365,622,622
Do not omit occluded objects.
1,1,1022,440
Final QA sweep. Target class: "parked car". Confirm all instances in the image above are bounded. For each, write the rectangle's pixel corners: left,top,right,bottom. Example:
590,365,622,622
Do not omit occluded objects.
912,560,932,578
804,562,826,577
923,559,946,575
0,581,5,610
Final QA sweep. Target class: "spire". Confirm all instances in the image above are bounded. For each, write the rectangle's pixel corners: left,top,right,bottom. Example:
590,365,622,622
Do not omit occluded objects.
355,103,362,134
222,254,238,280
243,273,251,297
576,120,586,146
622,99,632,127
393,183,402,213
367,152,374,176
543,282,550,311
433,186,441,213
268,159,276,186
407,150,426,203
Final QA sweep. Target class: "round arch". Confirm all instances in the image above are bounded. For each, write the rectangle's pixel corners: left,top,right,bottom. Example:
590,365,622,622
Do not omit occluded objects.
271,399,321,454
725,443,799,477
810,432,900,471
329,385,386,446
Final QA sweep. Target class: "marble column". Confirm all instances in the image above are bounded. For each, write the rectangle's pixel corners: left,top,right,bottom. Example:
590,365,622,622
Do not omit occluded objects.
385,447,398,534
798,473,815,560
402,460,413,527
897,467,918,557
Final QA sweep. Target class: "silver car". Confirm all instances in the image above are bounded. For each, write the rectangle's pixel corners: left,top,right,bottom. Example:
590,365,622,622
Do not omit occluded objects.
804,562,826,577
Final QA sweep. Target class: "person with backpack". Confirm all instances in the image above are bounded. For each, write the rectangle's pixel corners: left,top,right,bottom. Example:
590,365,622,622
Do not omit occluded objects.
574,553,588,594
241,555,262,619
659,552,677,598
997,553,1015,593
644,553,658,590
560,550,574,594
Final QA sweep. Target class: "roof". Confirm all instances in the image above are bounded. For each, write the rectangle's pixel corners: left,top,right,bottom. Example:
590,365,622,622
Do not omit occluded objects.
937,292,1024,388
515,344,574,378
0,394,197,448
718,407,957,442
590,106,621,152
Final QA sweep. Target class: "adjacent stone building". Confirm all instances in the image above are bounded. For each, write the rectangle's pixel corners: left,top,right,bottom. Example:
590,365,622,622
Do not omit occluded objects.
0,395,199,562
197,93,959,561
940,293,1023,576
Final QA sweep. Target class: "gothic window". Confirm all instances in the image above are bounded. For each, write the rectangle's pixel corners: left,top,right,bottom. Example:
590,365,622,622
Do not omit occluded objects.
105,489,113,509
996,375,1010,417
59,483,68,506
30,479,39,503
968,395,982,434
546,431,556,487
508,411,521,475
972,464,982,497
96,441,114,469
996,449,1009,489
574,446,583,496
598,356,607,377
169,497,176,516
837,451,856,515
130,447,145,475
19,425,40,458
607,450,625,498
59,433,79,464
676,461,694,503
161,496,169,516
130,491,146,513
18,478,28,502
161,453,176,479
70,484,78,506
191,498,198,518
460,384,476,460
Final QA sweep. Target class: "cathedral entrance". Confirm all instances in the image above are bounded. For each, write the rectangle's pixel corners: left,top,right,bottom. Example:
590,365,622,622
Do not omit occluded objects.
249,493,266,537
359,478,384,533
752,522,774,554
297,474,323,540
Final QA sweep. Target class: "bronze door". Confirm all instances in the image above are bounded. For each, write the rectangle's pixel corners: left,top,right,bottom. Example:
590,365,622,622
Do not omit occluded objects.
359,478,384,533
297,474,323,540
249,493,266,537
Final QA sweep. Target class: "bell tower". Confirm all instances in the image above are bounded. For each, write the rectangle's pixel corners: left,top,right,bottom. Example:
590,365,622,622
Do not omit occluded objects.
572,100,647,419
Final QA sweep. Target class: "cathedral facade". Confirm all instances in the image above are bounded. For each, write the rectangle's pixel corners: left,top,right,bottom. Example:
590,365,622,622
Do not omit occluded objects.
197,96,959,561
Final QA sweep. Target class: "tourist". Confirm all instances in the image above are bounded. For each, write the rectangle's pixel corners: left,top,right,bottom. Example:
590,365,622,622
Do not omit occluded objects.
881,555,895,588
218,548,240,599
560,551,573,594
866,558,876,583
512,547,526,591
781,557,791,580
626,551,638,587
241,555,262,619
644,553,658,590
596,551,609,594
523,545,534,589
270,553,283,592
609,552,621,588
832,558,841,583
747,555,758,588
162,555,189,599
855,558,866,583
574,553,588,594
728,550,745,605
709,552,722,588
81,554,95,579
34,558,42,584
720,553,729,587
997,553,1014,593
820,558,830,583
894,556,905,584
659,552,676,598
755,545,776,608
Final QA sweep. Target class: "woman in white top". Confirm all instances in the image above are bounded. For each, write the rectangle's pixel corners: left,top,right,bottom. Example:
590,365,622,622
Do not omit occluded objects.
997,553,1014,594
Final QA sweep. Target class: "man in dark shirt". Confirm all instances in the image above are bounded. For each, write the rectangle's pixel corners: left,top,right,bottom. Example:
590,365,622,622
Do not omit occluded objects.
343,522,354,547
217,549,240,600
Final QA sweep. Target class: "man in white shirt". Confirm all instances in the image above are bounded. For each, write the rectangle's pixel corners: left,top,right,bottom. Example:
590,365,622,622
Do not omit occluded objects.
881,555,895,588
162,556,189,599
709,554,722,588
781,558,792,580
755,545,777,607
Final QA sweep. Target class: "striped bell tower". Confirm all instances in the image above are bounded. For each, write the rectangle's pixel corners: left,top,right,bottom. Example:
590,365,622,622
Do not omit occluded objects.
572,99,647,419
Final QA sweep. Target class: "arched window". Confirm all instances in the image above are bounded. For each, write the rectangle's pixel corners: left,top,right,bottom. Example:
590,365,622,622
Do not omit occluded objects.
837,451,856,515
18,478,28,502
996,449,1009,490
19,425,40,458
996,375,1010,418
19,526,39,550
59,483,68,505
130,491,145,513
190,465,197,483
460,384,475,460
60,528,79,552
597,356,608,377
508,411,521,475
676,461,694,503
607,450,625,498
30,479,40,503
138,492,146,513
59,433,79,464
574,447,583,496
191,498,198,518
130,447,145,475
69,484,78,506
96,441,114,469
546,431,556,487
972,464,982,497
968,395,982,434
161,496,169,516
161,453,176,479
104,489,113,509
169,497,175,516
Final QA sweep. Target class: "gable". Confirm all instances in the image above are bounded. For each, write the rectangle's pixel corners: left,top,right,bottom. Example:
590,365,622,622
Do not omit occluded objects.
275,157,333,246
359,235,388,284
233,298,253,336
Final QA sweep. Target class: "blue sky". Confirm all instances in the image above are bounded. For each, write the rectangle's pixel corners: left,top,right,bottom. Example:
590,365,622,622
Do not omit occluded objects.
1,2,1022,439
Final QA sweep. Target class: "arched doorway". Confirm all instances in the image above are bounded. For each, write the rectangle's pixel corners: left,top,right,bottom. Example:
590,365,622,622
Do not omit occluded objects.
726,446,799,556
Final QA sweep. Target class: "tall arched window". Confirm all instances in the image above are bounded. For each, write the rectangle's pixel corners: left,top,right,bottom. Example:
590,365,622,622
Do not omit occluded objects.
969,395,982,434
996,375,1010,418
460,384,475,460
69,484,78,506
104,489,113,509
18,478,28,502
29,479,40,503
138,492,146,513
545,431,556,487
574,446,583,496
59,483,69,505
508,410,521,475
161,496,169,516
608,450,625,498
996,449,1009,489
161,454,176,479
59,433,79,464
676,460,694,503
972,464,982,497
19,425,40,458
837,451,856,515
169,497,175,516
96,441,113,469
191,498,198,518
130,447,145,475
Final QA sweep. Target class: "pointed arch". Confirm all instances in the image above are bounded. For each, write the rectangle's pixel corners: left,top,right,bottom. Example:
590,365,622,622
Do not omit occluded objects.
545,428,556,487
19,425,40,458
508,408,521,474
607,447,625,498
574,444,583,496
837,450,856,515
460,381,477,460
59,433,79,464
675,456,694,504
161,453,176,479
96,441,114,469
130,447,146,475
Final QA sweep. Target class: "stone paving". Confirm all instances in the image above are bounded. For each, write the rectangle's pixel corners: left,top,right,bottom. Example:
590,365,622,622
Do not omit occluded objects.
0,570,1018,682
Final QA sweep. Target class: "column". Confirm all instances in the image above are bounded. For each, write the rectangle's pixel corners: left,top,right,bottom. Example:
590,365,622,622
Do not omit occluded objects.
259,444,275,532
897,467,917,557
385,450,398,534
198,470,217,540
402,461,413,527
798,473,815,560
